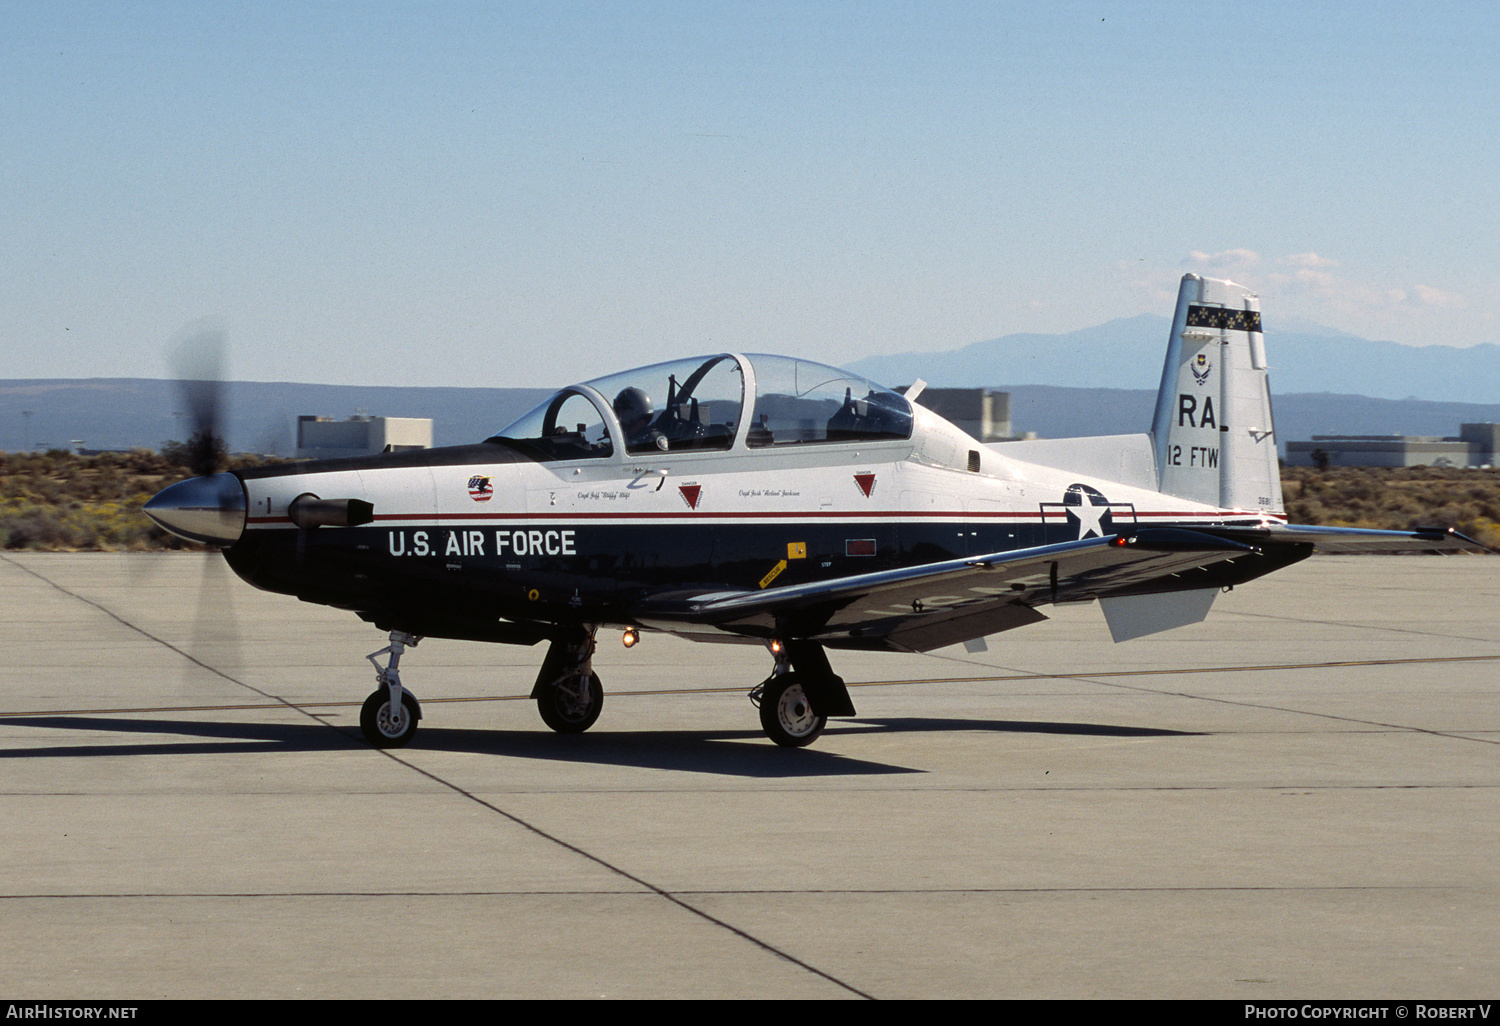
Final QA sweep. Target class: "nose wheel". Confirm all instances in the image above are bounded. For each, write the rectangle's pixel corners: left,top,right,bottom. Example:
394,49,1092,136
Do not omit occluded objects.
361,687,421,748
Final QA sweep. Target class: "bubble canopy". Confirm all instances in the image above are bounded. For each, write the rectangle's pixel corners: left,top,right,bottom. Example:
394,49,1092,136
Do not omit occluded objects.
491,354,913,462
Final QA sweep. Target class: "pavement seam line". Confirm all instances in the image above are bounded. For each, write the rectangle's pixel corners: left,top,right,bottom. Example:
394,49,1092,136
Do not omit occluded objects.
4,555,876,998
1,553,344,726
363,741,878,1000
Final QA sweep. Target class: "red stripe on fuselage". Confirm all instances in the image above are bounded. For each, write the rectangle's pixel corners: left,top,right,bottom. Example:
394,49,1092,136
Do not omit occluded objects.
244,508,1285,527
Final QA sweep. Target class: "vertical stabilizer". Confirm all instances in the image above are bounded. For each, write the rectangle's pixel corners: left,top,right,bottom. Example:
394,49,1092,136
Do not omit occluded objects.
1151,275,1283,513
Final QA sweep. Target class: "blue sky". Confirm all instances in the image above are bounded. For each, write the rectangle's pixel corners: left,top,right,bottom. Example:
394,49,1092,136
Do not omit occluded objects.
5,1,1497,388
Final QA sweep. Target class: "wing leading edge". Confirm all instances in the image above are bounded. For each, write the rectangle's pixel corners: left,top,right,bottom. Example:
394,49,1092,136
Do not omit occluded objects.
632,528,1268,653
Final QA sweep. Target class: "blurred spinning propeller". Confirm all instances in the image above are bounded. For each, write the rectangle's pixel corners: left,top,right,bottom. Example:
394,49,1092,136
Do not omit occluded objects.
144,321,246,548
170,319,227,477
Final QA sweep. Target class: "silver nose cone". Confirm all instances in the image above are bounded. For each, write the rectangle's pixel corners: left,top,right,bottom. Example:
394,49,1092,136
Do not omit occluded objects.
144,473,246,546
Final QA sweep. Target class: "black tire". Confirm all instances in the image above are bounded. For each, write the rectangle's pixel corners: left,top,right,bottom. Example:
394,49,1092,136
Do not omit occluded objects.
360,688,420,748
538,672,604,734
758,674,826,748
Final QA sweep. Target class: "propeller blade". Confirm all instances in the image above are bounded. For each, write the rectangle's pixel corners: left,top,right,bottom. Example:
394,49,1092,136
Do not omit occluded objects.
161,323,244,678
169,320,227,477
186,548,242,688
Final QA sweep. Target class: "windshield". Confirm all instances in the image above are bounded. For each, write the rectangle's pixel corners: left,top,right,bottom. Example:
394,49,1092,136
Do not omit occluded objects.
488,387,615,461
492,354,744,460
492,353,909,460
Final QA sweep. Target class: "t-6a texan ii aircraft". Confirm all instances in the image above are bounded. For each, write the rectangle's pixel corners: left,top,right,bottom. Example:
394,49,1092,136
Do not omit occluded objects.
145,274,1488,749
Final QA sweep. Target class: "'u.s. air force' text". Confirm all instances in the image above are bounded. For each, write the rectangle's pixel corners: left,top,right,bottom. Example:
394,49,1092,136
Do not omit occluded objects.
388,529,577,558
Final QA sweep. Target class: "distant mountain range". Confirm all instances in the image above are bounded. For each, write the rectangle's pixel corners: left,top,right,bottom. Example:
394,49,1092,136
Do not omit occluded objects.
846,315,1500,406
4,318,1498,457
0,379,552,455
1002,387,1500,447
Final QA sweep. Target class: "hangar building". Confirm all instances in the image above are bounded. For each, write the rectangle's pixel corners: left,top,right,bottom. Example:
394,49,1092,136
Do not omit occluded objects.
1285,423,1499,468
295,415,432,460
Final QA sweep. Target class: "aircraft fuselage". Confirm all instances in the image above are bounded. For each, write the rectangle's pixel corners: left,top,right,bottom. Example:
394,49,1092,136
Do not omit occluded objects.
222,426,1272,647
143,289,1487,749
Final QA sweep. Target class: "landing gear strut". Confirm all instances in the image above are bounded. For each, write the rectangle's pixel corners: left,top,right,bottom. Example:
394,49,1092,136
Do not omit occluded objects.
531,627,604,734
360,630,424,748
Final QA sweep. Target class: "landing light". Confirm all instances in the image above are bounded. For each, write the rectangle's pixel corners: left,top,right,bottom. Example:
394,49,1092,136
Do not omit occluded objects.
622,628,639,648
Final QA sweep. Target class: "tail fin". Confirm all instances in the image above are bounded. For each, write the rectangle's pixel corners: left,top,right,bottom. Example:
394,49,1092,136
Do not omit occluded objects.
1150,274,1283,513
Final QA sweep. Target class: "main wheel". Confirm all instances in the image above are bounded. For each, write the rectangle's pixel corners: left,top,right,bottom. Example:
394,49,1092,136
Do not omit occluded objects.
758,674,826,748
360,688,421,748
538,671,604,733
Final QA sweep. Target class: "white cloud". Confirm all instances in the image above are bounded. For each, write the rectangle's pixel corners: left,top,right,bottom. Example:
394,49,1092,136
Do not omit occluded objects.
1272,266,1338,293
1182,249,1261,273
1120,252,1476,345
1413,284,1464,309
1280,252,1340,269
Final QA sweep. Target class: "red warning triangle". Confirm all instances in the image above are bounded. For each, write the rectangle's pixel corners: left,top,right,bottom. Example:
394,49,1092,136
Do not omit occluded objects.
679,484,702,509
854,473,876,498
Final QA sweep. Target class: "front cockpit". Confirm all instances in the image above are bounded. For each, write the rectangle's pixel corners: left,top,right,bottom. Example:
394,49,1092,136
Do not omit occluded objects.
488,353,914,463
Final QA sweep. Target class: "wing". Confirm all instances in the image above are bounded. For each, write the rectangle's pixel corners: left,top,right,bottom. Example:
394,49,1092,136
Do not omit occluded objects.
631,528,1263,653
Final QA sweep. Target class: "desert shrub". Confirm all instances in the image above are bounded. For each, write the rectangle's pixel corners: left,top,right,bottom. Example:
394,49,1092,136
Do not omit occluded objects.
1284,466,1500,550
3,506,68,549
1465,517,1500,549
1285,497,1327,524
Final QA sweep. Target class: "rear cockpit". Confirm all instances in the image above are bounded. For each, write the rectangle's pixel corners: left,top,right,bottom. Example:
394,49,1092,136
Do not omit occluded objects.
742,354,912,447
489,353,914,463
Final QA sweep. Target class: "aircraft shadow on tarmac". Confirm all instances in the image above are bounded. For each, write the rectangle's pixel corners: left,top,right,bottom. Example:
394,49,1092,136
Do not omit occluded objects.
0,714,1199,778
835,717,1201,739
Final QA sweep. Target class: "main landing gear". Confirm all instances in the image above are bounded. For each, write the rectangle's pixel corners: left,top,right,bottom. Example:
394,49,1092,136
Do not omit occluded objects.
755,673,826,747
354,625,609,749
531,627,605,734
749,639,856,748
352,626,850,750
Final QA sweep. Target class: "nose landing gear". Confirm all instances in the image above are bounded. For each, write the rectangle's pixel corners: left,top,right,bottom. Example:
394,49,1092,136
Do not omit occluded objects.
360,630,423,748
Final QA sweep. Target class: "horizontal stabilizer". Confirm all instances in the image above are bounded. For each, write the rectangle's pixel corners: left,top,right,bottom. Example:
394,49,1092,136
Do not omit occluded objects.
1195,523,1493,556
